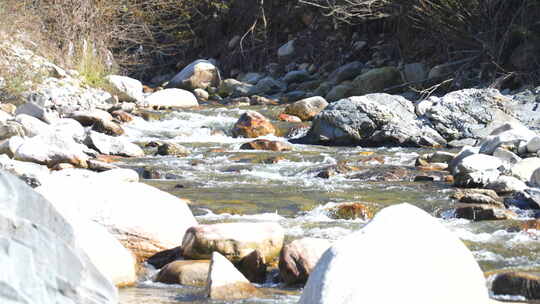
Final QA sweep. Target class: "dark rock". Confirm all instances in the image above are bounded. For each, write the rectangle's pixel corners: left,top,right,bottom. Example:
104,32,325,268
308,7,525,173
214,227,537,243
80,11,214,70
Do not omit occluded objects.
328,61,364,84
504,188,540,210
156,143,190,157
238,250,267,284
147,246,182,269
454,203,517,221
491,272,540,300
278,238,330,286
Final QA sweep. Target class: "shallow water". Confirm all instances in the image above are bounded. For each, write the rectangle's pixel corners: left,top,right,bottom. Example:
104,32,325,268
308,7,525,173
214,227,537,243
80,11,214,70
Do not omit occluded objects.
118,105,540,303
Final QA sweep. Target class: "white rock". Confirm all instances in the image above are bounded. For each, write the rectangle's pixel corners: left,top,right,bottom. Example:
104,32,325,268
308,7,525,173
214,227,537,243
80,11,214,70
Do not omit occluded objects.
145,88,199,109
487,175,528,193
15,132,89,167
0,135,25,158
479,127,536,155
299,203,489,304
105,75,144,103
492,148,521,165
50,118,86,142
15,101,59,123
85,131,144,157
455,154,504,174
531,167,540,188
205,252,259,300
15,113,52,137
0,171,118,304
0,153,50,185
526,136,540,153
167,59,221,90
448,145,479,174
511,157,540,182
99,168,139,183
36,177,197,261
278,40,295,57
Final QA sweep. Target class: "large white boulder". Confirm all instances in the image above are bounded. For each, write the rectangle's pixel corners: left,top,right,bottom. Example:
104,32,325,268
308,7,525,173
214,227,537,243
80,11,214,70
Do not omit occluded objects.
167,59,221,90
0,170,118,304
511,157,540,182
36,176,197,262
299,203,489,304
145,88,199,109
105,75,144,103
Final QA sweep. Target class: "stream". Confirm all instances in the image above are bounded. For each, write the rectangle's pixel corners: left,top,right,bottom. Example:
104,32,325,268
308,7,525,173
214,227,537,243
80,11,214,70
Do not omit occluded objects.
116,104,540,303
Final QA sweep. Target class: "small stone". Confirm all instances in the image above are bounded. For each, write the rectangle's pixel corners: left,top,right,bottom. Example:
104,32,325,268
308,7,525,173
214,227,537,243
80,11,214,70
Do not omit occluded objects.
454,204,517,221
284,96,328,121
240,139,292,152
111,110,133,123
92,119,124,136
278,113,302,122
156,143,190,157
326,202,375,220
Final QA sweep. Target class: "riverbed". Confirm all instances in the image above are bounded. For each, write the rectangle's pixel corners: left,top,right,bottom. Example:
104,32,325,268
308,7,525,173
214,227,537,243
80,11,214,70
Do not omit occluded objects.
117,104,540,303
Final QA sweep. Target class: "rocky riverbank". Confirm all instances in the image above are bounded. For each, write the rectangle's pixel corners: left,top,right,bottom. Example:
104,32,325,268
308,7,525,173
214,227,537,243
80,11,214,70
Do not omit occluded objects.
1,39,539,304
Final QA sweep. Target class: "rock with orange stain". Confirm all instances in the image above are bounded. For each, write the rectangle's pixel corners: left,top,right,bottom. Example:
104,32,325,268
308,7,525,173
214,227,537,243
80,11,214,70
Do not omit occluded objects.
240,139,292,152
278,113,302,122
232,111,276,138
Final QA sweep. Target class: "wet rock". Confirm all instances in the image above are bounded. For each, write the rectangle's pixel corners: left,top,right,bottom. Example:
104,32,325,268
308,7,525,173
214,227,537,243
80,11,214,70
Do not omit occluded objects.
490,272,540,300
156,143,190,157
284,96,328,121
111,110,134,123
105,75,143,103
232,111,276,138
36,177,198,263
92,119,124,136
250,95,279,106
156,260,210,286
147,246,182,269
455,203,517,221
299,204,489,304
451,189,504,208
414,175,436,182
349,66,402,96
240,139,292,151
0,171,119,303
181,222,285,263
279,238,331,286
511,157,540,182
486,175,527,194
316,161,354,179
328,61,364,84
167,59,221,90
424,89,522,141
238,250,267,284
85,131,144,157
330,202,375,220
70,109,113,126
278,113,302,122
145,88,199,109
15,132,89,168
295,94,445,147
205,252,260,300
227,96,251,106
504,188,540,210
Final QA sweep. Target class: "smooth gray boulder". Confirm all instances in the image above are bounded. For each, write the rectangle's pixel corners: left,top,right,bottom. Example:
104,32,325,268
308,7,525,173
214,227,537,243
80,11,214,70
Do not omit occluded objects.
105,75,144,103
452,154,504,188
328,61,364,84
166,59,221,90
299,203,489,304
249,77,286,95
0,170,118,304
294,94,446,147
15,113,51,137
144,88,199,109
85,131,144,157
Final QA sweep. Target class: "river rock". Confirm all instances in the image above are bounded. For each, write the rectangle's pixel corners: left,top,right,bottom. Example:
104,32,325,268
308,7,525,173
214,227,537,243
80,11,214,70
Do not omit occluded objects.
284,96,328,121
487,175,528,194
147,247,182,269
155,260,210,286
15,100,59,123
328,61,364,84
511,157,540,181
156,142,190,157
279,238,331,286
278,113,302,122
70,109,114,126
0,154,50,187
239,72,265,84
51,118,86,142
326,202,375,220
167,59,221,90
249,77,286,95
0,171,118,304
283,70,310,84
15,132,89,168
205,252,260,300
490,272,540,300
493,148,521,166
295,94,446,147
218,78,253,97
299,203,489,304
232,111,276,138
0,119,26,139
36,177,198,262
145,88,199,109
92,119,124,136
15,113,51,137
85,131,144,157
526,136,540,154
349,66,402,96
454,203,517,221
325,84,352,102
452,154,504,188
504,188,540,210
479,124,536,155
240,139,292,151
423,89,522,141
111,110,134,123
238,250,267,283
105,75,143,103
181,222,284,263
531,167,540,187
0,135,24,158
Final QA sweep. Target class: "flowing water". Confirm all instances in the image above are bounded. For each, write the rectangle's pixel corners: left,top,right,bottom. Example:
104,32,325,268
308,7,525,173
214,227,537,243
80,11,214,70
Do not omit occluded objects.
117,105,540,303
